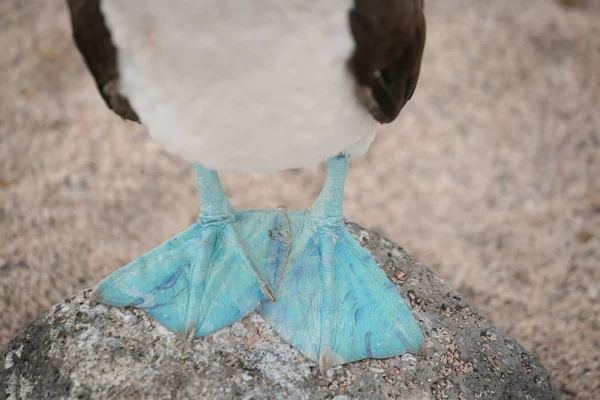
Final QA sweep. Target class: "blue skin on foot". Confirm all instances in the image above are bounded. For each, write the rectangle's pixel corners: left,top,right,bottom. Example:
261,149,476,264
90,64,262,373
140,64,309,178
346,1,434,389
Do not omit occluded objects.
94,211,289,336
259,212,424,369
260,156,424,369
94,156,423,369
94,166,289,337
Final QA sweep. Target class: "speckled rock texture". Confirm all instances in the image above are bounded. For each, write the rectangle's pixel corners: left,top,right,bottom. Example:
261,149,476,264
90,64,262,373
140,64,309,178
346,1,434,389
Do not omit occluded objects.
0,224,557,400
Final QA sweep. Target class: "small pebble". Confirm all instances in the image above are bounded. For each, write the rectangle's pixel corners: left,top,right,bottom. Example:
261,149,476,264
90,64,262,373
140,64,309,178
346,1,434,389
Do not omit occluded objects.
241,373,253,382
370,368,384,373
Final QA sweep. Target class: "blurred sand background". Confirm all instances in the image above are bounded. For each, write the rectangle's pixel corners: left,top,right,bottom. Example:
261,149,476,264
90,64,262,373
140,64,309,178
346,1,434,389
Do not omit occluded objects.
1,0,599,398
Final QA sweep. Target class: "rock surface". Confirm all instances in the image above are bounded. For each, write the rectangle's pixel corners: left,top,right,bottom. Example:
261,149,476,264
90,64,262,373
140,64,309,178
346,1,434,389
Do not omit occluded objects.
0,224,557,400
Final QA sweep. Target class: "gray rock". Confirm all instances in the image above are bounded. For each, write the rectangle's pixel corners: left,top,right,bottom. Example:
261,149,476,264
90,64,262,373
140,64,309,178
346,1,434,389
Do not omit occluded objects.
1,223,557,399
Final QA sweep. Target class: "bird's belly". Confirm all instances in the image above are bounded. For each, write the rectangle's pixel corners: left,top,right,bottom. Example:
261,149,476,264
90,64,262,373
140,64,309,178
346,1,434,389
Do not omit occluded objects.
101,0,377,172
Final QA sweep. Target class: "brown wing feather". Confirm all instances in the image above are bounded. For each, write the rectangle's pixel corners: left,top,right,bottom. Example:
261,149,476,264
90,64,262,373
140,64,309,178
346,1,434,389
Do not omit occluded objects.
348,0,426,124
66,0,140,122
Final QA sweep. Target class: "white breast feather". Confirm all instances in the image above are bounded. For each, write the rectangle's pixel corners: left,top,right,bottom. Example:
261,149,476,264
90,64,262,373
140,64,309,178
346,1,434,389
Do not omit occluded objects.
101,0,378,172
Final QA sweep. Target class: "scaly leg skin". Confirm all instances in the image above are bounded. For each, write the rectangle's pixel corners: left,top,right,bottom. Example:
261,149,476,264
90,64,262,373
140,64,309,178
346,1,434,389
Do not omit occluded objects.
259,155,425,373
92,164,290,341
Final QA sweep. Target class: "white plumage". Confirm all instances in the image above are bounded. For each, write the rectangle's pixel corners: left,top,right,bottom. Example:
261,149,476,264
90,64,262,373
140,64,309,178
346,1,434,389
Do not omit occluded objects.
101,0,378,172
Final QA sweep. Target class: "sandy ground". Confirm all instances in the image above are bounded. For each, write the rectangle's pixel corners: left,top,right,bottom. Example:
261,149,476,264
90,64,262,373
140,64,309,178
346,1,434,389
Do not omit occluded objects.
1,0,599,398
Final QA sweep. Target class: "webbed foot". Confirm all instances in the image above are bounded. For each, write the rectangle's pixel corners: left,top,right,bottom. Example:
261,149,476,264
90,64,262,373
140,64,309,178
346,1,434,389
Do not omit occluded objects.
93,165,289,338
259,156,424,371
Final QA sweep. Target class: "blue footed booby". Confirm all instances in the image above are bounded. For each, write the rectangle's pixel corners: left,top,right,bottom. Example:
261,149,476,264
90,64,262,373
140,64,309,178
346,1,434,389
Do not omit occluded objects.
66,0,427,373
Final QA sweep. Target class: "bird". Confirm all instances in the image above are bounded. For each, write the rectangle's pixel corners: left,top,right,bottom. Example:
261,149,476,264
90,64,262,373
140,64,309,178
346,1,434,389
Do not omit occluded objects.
66,0,427,373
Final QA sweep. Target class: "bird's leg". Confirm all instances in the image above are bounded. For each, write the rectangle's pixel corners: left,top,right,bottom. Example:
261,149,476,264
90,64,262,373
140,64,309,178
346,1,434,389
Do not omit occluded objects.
92,164,289,340
259,155,424,373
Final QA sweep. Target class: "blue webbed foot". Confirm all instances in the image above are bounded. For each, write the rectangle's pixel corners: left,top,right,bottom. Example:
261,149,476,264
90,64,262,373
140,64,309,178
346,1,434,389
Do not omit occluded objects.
92,165,290,339
259,156,424,371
